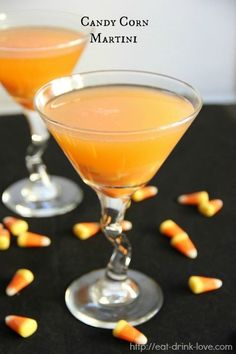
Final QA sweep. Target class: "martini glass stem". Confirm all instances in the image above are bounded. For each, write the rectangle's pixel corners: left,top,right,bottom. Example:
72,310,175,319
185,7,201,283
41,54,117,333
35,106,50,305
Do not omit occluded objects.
24,109,58,201
88,192,139,307
98,193,131,281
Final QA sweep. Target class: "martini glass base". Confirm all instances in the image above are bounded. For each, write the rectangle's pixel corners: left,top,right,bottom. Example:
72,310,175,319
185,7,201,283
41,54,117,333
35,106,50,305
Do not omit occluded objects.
2,176,83,217
65,269,164,329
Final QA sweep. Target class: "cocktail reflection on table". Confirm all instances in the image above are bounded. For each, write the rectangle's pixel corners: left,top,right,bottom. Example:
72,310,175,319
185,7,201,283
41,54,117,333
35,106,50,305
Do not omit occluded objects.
35,70,202,328
0,10,92,217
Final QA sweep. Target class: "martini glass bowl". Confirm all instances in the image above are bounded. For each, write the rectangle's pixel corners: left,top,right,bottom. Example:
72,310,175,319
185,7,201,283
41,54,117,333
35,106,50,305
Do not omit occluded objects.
35,70,202,328
0,10,92,217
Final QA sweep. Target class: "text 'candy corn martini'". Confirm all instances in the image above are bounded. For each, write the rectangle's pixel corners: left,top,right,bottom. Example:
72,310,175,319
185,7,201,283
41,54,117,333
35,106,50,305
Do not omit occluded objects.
0,26,86,109
43,85,194,196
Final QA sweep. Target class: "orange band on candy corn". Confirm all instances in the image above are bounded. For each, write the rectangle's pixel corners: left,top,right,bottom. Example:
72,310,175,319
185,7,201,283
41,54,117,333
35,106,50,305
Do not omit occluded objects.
177,191,209,205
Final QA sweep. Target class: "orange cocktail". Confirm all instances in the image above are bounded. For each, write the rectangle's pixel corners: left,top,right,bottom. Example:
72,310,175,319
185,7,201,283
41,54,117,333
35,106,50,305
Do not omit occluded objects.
0,10,91,217
0,26,86,109
44,85,194,196
36,71,202,328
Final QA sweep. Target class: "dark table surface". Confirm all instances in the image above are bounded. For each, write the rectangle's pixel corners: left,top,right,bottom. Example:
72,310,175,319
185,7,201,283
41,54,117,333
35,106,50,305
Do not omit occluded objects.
0,105,236,354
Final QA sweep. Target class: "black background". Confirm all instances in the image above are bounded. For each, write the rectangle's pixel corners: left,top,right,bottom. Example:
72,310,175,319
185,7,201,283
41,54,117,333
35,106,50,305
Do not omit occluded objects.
0,106,235,353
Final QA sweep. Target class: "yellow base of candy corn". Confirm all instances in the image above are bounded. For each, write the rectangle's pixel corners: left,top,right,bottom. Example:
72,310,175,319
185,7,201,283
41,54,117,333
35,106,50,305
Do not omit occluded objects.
0,237,10,250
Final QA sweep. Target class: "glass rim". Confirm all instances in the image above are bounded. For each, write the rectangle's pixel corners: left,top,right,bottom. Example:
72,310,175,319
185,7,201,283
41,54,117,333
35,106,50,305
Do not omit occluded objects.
35,70,203,135
0,9,93,51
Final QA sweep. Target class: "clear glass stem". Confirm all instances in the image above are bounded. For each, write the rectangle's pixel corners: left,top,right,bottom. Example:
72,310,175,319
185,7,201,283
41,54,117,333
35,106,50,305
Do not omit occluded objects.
23,109,58,202
88,192,139,307
98,193,131,281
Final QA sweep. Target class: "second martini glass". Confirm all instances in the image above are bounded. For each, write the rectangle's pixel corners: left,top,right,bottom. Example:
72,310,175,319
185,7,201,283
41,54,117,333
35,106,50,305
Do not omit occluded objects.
0,10,92,217
35,70,202,328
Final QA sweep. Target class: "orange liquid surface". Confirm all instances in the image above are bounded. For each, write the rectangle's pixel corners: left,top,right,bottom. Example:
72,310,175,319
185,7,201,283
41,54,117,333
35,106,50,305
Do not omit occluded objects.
0,26,86,109
44,86,195,196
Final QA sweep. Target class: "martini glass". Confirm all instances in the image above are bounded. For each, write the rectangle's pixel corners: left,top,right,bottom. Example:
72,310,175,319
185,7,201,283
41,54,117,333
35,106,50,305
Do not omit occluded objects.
35,71,202,328
0,10,92,217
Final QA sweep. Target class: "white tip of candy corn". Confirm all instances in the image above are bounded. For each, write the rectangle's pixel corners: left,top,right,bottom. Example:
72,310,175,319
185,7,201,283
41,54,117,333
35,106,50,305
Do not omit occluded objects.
188,249,198,259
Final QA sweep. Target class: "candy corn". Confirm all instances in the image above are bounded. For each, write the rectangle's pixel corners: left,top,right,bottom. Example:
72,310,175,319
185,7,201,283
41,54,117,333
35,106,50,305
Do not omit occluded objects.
159,219,187,238
6,269,34,296
177,191,209,205
17,232,51,247
3,217,28,236
171,233,197,259
188,276,223,294
132,186,158,202
73,220,132,241
113,320,147,344
5,315,38,338
198,199,223,217
121,220,133,232
0,224,10,250
73,222,100,240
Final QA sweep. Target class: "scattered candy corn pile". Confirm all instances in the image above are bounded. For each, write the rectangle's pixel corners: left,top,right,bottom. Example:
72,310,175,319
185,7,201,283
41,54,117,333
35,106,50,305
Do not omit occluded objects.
3,266,38,338
71,187,223,345
1,217,52,338
1,187,224,343
4,268,38,337
158,190,223,298
0,216,51,250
